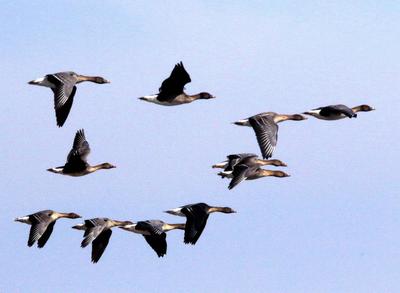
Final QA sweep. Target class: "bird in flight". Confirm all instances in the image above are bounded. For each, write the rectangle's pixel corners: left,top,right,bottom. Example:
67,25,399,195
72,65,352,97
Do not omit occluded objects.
139,62,215,106
28,71,110,127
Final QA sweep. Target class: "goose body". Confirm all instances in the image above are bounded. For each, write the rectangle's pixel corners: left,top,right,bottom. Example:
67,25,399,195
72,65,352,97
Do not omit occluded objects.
72,218,132,263
212,153,287,171
233,112,307,159
28,71,109,127
165,203,235,245
303,104,375,120
139,62,215,106
47,129,115,177
120,220,185,257
15,210,81,248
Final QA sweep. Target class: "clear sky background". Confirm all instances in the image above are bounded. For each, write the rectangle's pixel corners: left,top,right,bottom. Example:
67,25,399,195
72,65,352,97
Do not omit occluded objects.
1,1,399,292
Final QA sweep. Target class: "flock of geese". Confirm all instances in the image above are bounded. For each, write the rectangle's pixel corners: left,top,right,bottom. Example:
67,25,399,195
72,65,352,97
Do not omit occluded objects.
16,62,374,263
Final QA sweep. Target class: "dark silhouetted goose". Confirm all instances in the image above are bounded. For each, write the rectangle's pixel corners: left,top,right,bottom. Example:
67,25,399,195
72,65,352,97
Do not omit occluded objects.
212,153,287,171
303,104,375,120
220,163,290,190
233,112,307,159
47,129,115,176
165,203,235,245
15,210,81,248
72,218,132,263
28,71,110,127
119,220,185,257
139,62,215,106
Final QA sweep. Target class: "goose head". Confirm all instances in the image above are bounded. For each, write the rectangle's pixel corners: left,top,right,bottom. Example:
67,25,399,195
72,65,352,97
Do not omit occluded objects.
64,212,81,219
208,206,237,214
99,163,116,169
92,76,110,84
290,114,308,121
199,92,215,99
356,104,375,112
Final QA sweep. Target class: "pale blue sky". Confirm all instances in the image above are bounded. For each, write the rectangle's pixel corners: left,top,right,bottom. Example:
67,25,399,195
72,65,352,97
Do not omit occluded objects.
1,1,399,292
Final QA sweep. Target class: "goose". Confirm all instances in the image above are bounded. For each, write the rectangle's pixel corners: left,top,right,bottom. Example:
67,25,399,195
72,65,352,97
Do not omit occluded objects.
165,203,236,245
28,71,110,127
212,153,287,171
220,163,290,190
47,129,115,176
233,112,307,159
119,220,185,257
139,62,215,106
72,218,132,263
303,104,375,120
15,210,81,248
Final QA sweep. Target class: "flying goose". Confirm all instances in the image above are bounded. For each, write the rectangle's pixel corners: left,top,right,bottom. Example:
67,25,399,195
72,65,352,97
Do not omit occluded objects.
28,71,110,127
119,220,185,257
212,153,287,171
220,163,290,190
72,218,132,263
139,62,215,106
165,203,236,245
233,112,307,159
15,210,81,248
47,129,115,176
303,104,375,120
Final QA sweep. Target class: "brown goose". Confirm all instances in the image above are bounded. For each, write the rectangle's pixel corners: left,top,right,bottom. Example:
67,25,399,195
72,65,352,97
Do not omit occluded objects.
28,71,110,127
72,218,132,263
212,153,287,171
15,210,81,248
139,62,215,106
222,164,290,190
47,129,115,176
120,220,185,257
303,104,375,120
165,203,236,245
233,112,307,159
